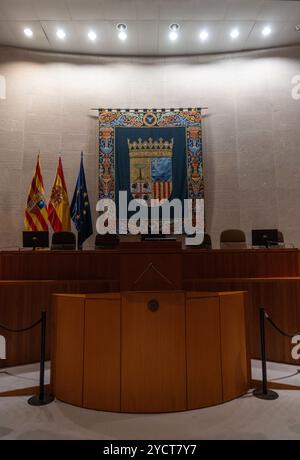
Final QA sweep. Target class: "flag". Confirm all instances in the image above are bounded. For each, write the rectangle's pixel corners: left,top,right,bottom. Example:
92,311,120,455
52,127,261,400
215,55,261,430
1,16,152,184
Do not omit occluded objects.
48,157,71,232
24,155,48,231
70,153,93,246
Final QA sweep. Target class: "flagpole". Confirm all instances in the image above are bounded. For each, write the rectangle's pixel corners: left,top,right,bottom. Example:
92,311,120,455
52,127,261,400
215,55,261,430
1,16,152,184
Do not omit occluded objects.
77,232,82,251
77,151,83,250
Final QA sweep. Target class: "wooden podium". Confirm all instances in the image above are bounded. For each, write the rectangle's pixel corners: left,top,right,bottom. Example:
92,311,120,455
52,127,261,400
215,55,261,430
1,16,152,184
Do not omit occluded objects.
51,290,250,413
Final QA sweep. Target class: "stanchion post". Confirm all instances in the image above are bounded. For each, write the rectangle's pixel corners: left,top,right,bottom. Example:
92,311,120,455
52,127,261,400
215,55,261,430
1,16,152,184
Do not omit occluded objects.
28,311,54,406
253,306,279,400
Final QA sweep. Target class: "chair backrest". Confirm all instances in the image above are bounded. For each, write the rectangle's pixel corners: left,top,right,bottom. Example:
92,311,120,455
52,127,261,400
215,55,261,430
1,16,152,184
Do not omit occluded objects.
51,231,76,250
220,229,246,249
197,233,212,249
95,234,119,249
278,231,284,243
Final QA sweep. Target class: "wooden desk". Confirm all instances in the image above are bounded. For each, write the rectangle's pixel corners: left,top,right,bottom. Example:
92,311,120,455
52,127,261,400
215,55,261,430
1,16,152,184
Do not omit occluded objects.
52,291,249,413
0,245,299,367
0,246,297,280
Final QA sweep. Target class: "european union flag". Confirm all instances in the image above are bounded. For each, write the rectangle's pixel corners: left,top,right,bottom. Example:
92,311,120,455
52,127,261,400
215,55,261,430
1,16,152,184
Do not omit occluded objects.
71,153,93,247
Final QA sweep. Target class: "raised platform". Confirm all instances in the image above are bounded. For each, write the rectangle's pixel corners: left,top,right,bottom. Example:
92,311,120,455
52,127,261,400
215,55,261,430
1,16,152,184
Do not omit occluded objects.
0,245,299,367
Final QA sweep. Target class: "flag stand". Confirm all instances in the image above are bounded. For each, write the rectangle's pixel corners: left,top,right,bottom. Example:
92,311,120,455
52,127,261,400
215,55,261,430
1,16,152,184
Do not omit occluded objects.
77,232,82,250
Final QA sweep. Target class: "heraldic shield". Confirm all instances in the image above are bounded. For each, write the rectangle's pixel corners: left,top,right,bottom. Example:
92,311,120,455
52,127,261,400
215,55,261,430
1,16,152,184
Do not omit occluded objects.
128,137,173,204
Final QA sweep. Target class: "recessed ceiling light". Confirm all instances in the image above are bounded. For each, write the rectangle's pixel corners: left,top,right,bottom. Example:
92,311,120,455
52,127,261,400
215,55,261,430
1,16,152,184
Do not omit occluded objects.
199,30,209,42
230,28,240,39
88,30,97,41
24,28,33,38
295,25,300,32
262,26,271,37
117,23,127,41
56,28,66,40
169,23,179,41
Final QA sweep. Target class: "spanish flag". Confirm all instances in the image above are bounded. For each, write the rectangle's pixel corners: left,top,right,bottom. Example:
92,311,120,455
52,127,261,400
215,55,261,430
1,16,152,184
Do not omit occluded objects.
48,157,71,232
24,155,48,231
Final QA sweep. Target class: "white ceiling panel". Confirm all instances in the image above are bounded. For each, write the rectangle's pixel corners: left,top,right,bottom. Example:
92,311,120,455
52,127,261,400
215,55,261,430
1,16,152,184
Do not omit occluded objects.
158,0,201,21
101,0,137,20
0,20,50,50
137,21,159,55
245,20,286,51
136,0,160,20
33,0,71,21
218,20,256,53
190,0,229,21
225,0,264,21
0,0,38,20
67,0,104,21
0,20,16,46
0,0,300,56
258,0,300,21
40,21,79,53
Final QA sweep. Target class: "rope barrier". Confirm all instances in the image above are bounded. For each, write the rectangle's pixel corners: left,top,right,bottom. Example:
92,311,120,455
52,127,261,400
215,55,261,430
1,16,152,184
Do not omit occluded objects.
264,312,300,338
0,318,41,333
0,310,54,406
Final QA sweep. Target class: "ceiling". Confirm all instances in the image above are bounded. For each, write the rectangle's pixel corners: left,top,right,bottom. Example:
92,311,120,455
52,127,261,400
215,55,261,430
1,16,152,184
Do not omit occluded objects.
0,0,300,56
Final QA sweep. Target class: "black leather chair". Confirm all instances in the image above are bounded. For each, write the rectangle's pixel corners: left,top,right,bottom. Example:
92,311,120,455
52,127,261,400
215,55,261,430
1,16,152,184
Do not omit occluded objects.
51,231,76,250
198,233,212,249
95,234,119,249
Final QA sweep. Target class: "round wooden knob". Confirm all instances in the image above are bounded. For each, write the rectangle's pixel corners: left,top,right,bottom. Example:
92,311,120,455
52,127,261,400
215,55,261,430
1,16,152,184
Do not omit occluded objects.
148,299,159,312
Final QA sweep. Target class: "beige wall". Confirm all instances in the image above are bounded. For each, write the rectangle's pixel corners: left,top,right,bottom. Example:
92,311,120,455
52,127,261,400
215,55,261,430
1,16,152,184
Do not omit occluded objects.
0,44,300,248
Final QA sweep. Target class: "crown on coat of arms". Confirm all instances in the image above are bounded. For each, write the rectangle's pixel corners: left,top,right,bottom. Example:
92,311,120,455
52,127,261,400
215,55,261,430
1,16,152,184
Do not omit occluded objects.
128,137,173,158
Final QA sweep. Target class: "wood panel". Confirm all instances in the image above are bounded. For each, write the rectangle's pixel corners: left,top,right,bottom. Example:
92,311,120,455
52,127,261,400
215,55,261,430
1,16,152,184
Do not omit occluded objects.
184,278,300,365
186,295,223,409
52,295,85,407
219,293,249,401
121,291,186,412
120,252,182,290
0,247,297,281
0,279,117,368
0,250,119,280
83,295,121,411
183,248,299,278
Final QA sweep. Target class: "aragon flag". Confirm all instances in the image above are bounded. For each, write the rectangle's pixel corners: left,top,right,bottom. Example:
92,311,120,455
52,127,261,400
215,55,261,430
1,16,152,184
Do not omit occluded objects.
24,155,48,231
48,157,71,232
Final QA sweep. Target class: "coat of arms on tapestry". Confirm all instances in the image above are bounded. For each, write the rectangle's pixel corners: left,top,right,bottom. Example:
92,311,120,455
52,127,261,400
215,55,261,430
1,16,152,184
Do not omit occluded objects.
98,108,204,215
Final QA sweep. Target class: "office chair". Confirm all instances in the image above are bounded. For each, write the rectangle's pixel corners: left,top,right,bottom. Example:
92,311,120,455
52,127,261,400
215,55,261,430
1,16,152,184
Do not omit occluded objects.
51,231,76,250
220,229,247,249
199,233,212,249
95,234,119,249
278,231,284,244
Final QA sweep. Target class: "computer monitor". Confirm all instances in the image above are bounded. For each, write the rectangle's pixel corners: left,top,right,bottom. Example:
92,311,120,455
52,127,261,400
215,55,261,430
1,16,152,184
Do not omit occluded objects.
23,231,49,249
252,229,278,248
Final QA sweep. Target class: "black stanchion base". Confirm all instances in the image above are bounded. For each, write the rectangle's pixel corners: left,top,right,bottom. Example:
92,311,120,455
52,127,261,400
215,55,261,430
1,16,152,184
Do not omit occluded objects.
253,388,279,400
28,394,55,406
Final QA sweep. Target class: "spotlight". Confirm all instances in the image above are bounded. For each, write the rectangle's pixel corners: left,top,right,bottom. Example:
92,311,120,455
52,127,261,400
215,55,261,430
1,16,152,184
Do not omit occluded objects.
88,30,97,41
199,30,209,42
169,23,179,41
262,26,271,37
56,28,66,40
117,24,127,41
230,28,240,39
296,25,300,32
24,28,33,38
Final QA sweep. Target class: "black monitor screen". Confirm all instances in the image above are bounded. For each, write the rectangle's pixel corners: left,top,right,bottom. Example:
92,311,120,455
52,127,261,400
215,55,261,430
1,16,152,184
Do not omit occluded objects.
23,231,49,249
252,229,278,247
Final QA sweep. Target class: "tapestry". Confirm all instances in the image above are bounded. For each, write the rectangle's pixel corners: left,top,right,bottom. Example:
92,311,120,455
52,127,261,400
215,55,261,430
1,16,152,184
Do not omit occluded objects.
98,109,203,213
